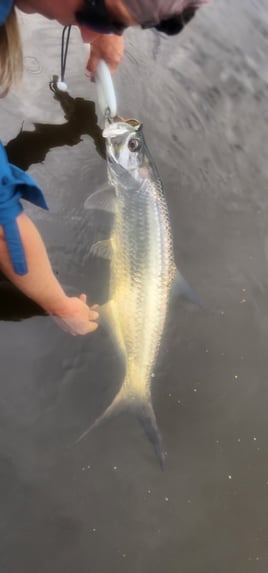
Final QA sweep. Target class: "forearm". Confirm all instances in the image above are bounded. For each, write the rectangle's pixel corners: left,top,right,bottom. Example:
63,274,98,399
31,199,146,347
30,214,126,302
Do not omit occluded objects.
0,212,69,316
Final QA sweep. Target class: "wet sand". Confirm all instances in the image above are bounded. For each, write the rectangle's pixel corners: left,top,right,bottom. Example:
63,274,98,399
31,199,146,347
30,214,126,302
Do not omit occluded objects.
1,1,268,571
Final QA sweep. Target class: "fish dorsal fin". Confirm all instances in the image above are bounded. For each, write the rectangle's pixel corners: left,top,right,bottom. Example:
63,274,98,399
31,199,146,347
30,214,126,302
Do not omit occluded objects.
84,184,116,213
172,269,201,307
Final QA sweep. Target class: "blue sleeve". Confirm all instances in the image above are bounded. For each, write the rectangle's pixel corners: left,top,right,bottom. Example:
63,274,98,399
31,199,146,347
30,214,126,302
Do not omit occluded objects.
0,141,48,275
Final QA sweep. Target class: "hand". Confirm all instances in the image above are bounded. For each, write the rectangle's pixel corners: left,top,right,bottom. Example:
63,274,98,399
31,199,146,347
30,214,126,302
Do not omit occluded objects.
79,27,125,78
53,293,99,336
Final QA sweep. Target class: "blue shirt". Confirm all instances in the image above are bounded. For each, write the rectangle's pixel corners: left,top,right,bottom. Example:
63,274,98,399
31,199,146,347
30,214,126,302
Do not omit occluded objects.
0,141,48,275
0,0,13,26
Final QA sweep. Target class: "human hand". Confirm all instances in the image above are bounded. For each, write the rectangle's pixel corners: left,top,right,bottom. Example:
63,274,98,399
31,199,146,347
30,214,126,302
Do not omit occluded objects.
79,28,125,78
53,293,99,336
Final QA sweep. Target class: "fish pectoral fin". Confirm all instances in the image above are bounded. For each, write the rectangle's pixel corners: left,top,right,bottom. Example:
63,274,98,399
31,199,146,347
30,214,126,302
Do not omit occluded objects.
84,184,116,214
90,239,113,260
172,269,201,307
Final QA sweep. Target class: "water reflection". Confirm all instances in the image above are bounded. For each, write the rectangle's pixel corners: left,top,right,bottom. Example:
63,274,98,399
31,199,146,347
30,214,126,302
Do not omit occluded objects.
1,4,268,571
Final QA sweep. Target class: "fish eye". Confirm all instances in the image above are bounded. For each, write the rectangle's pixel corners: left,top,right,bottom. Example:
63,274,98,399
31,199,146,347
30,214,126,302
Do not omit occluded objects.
128,137,140,152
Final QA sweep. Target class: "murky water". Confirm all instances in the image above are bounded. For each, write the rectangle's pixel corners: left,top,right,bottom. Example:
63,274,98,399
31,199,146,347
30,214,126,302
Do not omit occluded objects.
1,1,268,571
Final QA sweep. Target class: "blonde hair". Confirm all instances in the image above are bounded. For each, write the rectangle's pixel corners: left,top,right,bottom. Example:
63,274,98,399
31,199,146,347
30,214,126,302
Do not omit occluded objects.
0,7,23,97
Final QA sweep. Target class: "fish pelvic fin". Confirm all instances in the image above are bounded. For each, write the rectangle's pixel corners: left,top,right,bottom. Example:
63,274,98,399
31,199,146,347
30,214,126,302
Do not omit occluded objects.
90,238,113,260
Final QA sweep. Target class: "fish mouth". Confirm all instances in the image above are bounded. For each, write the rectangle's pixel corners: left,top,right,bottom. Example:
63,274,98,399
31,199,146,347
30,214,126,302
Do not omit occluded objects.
103,116,141,139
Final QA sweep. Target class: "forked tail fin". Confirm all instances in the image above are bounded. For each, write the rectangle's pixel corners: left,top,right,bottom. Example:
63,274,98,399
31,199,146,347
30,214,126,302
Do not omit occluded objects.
76,383,165,468
75,385,127,444
136,399,165,469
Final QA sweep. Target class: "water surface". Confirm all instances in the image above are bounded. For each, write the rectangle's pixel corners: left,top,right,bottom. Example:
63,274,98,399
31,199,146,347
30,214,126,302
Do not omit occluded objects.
1,2,268,572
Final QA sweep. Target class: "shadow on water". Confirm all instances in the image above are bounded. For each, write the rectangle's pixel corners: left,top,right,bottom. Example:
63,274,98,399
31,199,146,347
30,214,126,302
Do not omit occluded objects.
0,273,46,322
2,77,106,323
5,76,106,171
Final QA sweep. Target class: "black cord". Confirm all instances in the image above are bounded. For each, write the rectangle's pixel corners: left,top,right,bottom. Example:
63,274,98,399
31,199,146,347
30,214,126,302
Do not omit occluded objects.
61,25,72,83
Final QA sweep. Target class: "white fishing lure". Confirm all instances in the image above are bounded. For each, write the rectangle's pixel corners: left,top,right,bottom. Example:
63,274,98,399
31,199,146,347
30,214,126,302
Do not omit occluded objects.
95,60,117,118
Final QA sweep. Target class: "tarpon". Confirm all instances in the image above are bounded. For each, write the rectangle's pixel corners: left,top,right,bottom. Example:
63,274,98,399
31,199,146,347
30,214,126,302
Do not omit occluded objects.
80,117,197,466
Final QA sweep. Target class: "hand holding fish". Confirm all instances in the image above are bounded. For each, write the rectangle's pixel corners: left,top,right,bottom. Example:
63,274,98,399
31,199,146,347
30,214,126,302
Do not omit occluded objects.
52,294,99,336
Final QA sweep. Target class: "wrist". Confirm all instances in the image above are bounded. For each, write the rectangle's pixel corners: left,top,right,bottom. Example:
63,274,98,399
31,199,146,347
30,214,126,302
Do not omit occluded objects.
43,294,73,317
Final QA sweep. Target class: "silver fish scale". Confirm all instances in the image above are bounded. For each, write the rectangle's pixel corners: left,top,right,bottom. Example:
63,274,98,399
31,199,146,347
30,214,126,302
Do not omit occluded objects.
110,173,176,392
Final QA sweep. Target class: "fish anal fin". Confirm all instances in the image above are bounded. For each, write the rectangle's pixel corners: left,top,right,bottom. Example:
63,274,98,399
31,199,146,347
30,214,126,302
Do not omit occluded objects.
98,301,126,368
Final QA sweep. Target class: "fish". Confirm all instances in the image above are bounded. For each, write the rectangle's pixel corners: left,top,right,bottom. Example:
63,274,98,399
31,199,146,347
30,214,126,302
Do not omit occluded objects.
80,117,198,467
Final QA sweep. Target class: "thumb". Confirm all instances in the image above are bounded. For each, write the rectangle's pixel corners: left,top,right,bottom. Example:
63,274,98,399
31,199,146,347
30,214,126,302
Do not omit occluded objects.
85,50,100,79
80,293,87,304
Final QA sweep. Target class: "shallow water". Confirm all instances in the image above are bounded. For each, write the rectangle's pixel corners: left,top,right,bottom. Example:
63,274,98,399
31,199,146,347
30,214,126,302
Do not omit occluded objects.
1,2,268,571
